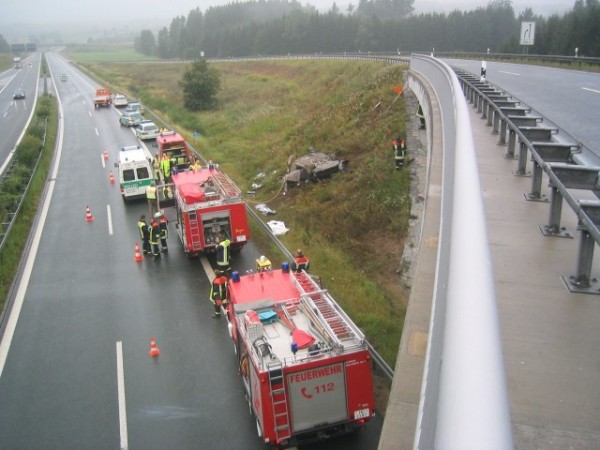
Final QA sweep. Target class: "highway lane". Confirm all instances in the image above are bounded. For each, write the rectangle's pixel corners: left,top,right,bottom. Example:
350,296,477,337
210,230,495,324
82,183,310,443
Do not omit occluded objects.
444,58,600,164
0,52,383,449
0,52,264,449
0,53,40,175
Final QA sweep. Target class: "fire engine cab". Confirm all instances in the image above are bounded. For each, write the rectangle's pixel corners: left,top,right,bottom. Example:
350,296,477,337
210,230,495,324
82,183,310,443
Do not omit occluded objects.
167,167,250,255
156,130,193,173
226,267,375,448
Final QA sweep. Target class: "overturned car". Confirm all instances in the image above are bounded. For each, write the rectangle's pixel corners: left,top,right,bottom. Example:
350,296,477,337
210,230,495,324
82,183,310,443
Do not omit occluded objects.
284,148,347,186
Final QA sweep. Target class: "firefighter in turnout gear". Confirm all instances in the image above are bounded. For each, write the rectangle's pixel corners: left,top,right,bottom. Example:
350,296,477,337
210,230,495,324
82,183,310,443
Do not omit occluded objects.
416,104,426,129
155,211,168,252
216,234,231,273
210,270,229,318
392,136,406,170
149,219,161,260
138,215,151,255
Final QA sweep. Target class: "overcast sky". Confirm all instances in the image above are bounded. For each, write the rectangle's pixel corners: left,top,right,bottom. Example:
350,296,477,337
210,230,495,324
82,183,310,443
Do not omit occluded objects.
1,0,573,36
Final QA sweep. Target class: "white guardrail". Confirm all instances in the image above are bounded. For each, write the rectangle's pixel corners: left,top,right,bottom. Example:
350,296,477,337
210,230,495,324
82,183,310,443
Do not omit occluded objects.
408,55,513,449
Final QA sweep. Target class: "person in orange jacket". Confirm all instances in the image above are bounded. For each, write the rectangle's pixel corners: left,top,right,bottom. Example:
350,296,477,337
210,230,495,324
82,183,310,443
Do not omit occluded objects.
291,249,310,273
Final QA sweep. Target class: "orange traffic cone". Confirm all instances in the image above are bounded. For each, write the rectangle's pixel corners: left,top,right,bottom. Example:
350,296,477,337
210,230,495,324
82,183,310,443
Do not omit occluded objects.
85,206,94,222
149,337,160,357
103,149,109,160
109,171,115,184
134,242,144,262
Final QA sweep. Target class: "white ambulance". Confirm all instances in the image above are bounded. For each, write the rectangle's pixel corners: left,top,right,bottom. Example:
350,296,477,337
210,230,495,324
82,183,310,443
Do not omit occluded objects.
116,145,153,201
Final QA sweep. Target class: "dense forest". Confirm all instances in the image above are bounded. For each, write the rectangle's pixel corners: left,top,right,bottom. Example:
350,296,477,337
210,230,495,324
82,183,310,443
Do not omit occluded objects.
134,0,600,59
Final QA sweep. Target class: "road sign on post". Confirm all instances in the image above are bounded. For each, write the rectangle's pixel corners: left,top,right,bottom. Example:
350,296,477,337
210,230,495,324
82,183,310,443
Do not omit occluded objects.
520,21,535,46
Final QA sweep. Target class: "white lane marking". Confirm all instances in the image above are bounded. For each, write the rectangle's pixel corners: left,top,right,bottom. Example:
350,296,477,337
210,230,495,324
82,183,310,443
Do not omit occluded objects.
101,153,106,169
107,204,113,235
95,128,99,136
116,341,129,450
200,256,216,281
88,110,92,117
582,87,600,94
499,70,520,76
2,112,6,118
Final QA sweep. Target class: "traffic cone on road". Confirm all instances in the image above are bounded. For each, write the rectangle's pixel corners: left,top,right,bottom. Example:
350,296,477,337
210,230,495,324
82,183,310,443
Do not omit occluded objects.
149,337,160,357
103,149,109,160
85,206,94,222
134,242,144,262
109,171,115,184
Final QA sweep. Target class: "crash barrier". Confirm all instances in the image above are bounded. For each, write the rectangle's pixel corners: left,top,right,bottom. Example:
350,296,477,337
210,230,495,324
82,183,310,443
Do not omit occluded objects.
408,55,513,449
455,70,600,294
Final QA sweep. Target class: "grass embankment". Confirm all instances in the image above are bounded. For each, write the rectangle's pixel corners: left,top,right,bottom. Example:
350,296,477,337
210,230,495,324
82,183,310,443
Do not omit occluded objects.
74,53,412,366
0,54,14,72
0,93,58,311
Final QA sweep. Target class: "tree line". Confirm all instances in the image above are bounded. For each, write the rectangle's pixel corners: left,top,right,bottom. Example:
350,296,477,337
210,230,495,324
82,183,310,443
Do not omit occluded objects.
134,0,598,59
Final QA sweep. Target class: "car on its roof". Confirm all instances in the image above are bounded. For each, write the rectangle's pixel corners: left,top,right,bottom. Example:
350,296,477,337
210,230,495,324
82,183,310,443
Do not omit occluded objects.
13,89,25,100
119,111,143,127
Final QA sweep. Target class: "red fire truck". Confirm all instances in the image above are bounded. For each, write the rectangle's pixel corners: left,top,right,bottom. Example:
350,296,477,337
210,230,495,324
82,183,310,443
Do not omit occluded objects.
156,131,193,173
226,267,376,448
167,167,250,255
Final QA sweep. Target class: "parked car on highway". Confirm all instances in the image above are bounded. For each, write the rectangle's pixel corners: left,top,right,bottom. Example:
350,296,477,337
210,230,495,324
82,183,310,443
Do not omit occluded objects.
125,101,144,115
114,94,128,108
60,74,68,82
135,120,160,141
13,89,25,100
119,111,143,127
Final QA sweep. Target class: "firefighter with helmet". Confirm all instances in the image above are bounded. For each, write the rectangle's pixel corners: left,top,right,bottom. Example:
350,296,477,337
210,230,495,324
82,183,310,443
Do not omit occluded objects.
149,218,161,260
216,233,231,273
392,136,406,170
155,211,168,252
210,270,229,318
137,214,151,255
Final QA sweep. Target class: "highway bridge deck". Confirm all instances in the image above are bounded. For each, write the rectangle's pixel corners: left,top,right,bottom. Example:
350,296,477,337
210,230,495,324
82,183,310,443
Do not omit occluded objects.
380,97,600,450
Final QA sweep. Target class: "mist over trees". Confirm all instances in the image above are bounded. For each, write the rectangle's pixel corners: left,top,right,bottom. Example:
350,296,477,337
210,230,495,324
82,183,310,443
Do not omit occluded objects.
134,0,600,59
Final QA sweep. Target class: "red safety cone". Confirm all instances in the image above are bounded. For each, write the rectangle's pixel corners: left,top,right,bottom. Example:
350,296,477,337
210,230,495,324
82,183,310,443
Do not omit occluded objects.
85,206,94,222
103,149,109,160
109,171,115,184
149,337,160,357
134,242,144,262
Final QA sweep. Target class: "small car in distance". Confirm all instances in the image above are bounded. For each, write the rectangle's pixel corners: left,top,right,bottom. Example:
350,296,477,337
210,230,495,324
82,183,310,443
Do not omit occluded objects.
60,74,68,82
13,89,26,100
119,111,143,127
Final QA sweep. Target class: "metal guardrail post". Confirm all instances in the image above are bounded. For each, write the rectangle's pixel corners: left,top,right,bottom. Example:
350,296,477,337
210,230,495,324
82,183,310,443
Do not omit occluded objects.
566,228,596,289
514,141,529,176
498,117,507,143
540,185,572,237
506,129,516,158
492,110,500,134
525,161,547,201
